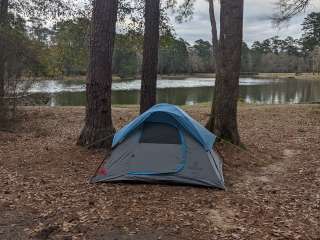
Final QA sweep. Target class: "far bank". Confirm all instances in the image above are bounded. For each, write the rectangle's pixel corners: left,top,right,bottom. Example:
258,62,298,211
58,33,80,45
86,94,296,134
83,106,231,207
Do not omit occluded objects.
22,72,320,82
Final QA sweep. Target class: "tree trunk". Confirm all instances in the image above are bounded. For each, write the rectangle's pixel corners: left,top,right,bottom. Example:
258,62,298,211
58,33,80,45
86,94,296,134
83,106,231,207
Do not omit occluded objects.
209,0,243,145
140,0,160,114
0,0,8,99
209,0,218,57
206,0,218,131
0,0,9,126
78,0,118,149
0,0,8,22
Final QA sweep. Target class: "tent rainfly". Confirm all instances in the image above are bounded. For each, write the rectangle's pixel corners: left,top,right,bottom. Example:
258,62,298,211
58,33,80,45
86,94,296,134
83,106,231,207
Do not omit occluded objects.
91,103,225,189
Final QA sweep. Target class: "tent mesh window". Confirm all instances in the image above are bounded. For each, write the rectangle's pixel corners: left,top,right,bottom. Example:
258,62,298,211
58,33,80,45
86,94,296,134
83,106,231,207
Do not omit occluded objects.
139,123,181,144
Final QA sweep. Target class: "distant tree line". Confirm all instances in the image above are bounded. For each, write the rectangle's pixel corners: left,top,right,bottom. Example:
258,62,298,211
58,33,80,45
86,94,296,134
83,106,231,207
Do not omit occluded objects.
4,11,318,80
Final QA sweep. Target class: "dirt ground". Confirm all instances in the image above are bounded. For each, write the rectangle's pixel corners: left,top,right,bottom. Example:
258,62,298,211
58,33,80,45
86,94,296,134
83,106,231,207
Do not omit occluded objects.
0,104,319,240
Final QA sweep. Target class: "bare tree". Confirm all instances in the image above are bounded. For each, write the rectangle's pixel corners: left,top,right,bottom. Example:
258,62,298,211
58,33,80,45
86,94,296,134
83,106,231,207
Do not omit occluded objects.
140,0,161,114
208,0,218,56
78,0,118,149
273,0,311,24
207,0,244,145
206,0,219,130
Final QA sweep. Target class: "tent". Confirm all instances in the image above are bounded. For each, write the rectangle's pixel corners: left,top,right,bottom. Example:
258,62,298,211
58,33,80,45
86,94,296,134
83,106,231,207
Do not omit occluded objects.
91,103,225,189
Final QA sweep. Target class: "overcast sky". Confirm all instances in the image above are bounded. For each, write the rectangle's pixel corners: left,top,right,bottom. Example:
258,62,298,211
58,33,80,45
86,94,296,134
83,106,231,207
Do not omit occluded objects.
172,0,320,45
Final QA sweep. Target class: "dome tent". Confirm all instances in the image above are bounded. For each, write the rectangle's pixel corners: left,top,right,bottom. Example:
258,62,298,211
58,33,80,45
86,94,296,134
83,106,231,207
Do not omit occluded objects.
91,104,225,188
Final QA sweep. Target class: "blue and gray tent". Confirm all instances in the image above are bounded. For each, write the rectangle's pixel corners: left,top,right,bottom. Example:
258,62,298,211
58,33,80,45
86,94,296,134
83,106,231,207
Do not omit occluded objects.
92,103,225,189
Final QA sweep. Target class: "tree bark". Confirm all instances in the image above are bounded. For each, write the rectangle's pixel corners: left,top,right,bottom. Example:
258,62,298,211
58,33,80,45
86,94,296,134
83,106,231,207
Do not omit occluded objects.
206,0,218,131
0,0,9,127
78,0,118,149
0,0,8,99
140,0,160,114
208,0,243,145
0,0,8,22
209,0,218,57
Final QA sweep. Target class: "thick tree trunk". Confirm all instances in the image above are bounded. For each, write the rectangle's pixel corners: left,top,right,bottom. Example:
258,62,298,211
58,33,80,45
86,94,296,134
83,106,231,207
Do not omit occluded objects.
0,0,8,98
140,0,160,114
206,0,219,131
0,0,8,23
208,0,243,145
0,0,9,126
78,0,118,149
0,50,5,99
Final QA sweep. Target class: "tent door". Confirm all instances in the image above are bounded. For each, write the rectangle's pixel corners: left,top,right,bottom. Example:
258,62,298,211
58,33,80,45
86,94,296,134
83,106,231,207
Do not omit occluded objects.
127,123,187,175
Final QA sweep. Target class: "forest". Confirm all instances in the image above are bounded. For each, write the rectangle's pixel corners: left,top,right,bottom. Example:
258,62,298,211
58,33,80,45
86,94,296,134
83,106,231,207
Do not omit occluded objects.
1,4,320,80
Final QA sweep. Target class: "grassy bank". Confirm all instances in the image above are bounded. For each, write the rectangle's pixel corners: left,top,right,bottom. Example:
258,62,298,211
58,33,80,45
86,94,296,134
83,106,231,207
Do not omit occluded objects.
256,72,320,80
1,104,319,239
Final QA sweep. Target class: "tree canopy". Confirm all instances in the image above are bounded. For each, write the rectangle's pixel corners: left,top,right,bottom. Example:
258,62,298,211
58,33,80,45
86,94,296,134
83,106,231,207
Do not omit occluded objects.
302,12,320,51
1,1,320,81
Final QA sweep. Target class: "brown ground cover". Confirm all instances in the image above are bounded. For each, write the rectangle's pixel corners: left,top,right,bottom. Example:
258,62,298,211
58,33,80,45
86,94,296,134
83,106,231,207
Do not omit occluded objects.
0,104,319,240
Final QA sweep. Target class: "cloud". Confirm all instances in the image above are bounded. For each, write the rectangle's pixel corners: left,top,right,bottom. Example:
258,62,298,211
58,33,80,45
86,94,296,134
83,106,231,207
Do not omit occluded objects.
172,0,320,45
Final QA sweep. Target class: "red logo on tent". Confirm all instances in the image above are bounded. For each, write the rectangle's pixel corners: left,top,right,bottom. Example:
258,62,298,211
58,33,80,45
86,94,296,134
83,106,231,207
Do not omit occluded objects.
98,167,107,176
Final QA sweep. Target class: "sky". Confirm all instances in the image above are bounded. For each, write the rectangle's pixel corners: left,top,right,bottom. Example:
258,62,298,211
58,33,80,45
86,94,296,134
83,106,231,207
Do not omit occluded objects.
172,0,320,45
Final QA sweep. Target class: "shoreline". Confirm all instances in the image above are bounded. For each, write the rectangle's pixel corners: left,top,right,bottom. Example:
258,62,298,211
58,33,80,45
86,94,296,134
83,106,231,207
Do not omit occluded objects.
23,72,320,82
255,72,320,81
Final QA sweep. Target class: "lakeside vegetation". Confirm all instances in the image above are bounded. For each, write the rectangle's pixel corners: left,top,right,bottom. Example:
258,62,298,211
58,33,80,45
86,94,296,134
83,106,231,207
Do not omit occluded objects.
2,11,320,82
26,72,320,83
256,72,320,80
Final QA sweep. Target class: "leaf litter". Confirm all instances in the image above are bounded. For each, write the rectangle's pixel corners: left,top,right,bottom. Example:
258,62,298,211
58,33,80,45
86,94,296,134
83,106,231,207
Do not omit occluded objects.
0,104,319,239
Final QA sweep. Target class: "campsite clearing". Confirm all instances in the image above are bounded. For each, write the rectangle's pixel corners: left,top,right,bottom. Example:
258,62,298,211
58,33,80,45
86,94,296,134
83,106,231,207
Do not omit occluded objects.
0,104,319,239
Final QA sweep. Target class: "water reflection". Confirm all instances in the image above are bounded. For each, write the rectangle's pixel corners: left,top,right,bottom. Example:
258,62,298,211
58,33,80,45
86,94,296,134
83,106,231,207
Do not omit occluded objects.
43,79,320,106
27,77,275,93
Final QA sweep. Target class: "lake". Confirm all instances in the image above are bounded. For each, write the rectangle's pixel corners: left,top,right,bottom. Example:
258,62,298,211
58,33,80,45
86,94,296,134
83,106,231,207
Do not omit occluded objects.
25,77,320,106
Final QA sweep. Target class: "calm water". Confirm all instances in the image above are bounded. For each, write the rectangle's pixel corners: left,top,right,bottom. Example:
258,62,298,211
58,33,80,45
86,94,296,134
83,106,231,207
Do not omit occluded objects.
25,77,320,106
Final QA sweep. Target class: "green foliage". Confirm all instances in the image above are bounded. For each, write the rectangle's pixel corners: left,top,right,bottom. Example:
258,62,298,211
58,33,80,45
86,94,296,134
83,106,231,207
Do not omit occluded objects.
192,39,214,72
116,0,189,35
159,33,190,74
251,36,302,56
112,32,142,79
175,0,196,23
249,33,309,73
9,0,75,23
302,12,320,52
50,17,90,76
241,42,252,72
246,13,320,73
281,36,301,56
113,48,138,79
2,1,320,81
0,13,41,79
